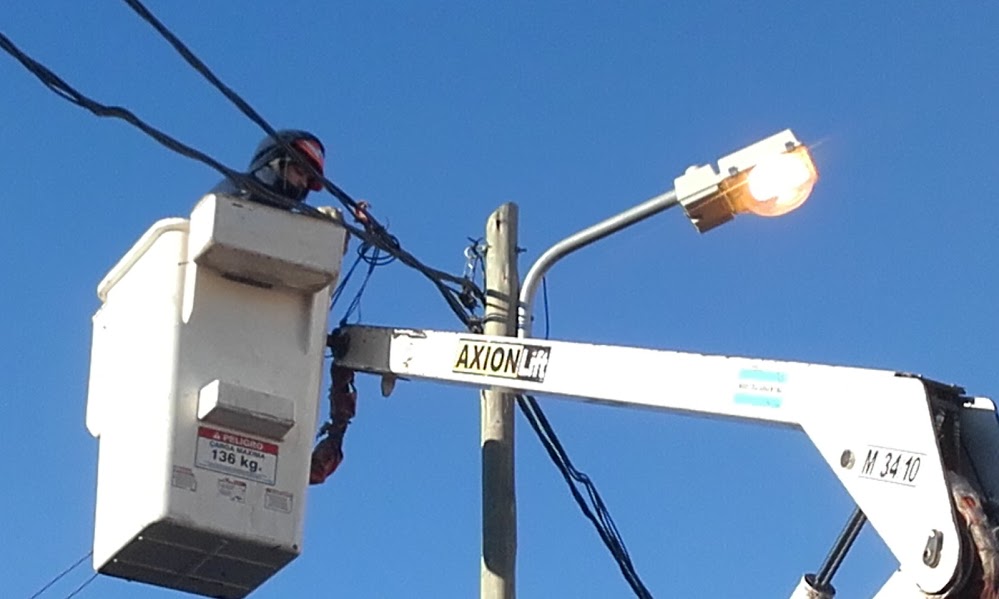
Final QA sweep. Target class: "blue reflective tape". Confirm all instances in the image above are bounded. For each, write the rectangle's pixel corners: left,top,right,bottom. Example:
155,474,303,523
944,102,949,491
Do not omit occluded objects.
738,369,787,383
733,393,783,408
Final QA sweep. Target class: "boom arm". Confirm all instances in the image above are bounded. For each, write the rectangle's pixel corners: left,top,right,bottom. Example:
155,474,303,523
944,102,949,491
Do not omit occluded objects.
331,325,999,597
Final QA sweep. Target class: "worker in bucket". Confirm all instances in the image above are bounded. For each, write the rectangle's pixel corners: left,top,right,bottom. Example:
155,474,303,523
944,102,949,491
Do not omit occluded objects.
212,129,326,208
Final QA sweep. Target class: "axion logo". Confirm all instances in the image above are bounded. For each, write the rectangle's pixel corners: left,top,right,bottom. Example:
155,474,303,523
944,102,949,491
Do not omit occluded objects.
452,339,550,383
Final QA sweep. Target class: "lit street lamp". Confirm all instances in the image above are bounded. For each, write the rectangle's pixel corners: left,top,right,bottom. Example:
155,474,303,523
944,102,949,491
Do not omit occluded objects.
518,129,818,336
676,129,818,233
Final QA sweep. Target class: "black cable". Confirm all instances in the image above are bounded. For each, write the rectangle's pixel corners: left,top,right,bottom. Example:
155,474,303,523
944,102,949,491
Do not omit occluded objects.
119,0,360,210
4,19,647,597
339,246,381,326
517,395,653,598
61,573,97,599
26,551,92,599
330,252,365,310
0,32,247,192
527,397,629,559
525,397,641,589
118,0,484,320
0,29,479,330
359,242,394,267
331,242,393,312
0,32,324,223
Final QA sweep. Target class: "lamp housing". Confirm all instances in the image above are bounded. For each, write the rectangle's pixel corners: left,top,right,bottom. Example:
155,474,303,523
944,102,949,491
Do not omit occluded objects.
675,129,817,233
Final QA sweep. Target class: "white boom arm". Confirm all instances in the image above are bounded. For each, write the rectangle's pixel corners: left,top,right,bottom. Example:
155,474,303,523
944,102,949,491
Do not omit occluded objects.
331,325,999,598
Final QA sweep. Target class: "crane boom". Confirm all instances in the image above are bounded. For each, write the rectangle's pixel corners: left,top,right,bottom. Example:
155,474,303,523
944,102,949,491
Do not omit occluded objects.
331,324,999,598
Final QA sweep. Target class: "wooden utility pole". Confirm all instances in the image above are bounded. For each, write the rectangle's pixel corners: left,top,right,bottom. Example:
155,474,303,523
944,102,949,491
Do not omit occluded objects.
481,203,519,599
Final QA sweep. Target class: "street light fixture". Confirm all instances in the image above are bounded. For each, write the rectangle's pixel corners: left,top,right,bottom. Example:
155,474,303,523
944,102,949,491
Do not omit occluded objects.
676,129,818,233
518,129,817,336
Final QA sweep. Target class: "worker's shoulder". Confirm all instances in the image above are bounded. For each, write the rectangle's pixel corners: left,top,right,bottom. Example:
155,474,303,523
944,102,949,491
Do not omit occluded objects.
206,178,300,212
207,178,247,199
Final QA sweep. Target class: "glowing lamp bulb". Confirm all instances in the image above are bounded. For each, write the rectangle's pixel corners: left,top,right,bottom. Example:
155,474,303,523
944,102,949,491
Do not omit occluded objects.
743,146,818,217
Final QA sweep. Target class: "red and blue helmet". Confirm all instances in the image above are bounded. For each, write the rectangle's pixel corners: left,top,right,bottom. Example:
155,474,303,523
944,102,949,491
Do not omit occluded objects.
248,130,326,200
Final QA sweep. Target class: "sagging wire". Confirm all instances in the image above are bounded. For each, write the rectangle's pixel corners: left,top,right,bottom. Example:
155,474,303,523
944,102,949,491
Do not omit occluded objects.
330,242,387,321
329,253,365,311
4,14,652,598
117,0,484,330
0,29,482,331
0,32,260,205
26,550,92,599
118,0,359,210
519,276,651,597
339,244,382,326
517,394,653,599
61,573,98,599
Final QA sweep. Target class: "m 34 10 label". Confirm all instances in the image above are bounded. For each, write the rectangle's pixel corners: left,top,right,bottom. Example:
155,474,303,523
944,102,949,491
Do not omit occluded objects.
858,445,923,487
195,426,278,485
453,339,551,383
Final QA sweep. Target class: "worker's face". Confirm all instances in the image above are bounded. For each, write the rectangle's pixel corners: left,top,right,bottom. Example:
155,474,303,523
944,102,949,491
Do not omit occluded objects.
284,161,312,191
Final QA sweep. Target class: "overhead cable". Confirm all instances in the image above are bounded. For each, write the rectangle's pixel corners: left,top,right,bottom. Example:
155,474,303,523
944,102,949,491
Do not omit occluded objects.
61,573,98,599
0,30,479,330
3,21,651,598
119,0,360,210
118,0,485,323
26,550,91,599
117,5,651,598
518,395,653,599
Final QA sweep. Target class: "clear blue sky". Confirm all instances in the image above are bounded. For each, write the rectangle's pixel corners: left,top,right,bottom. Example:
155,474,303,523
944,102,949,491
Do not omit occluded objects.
3,3,998,597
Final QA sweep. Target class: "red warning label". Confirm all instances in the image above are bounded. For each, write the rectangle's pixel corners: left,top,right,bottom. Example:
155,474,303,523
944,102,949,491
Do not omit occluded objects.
195,426,278,485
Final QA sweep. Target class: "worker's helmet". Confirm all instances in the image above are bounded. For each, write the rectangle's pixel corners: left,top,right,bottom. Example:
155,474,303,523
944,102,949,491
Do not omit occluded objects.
248,129,326,202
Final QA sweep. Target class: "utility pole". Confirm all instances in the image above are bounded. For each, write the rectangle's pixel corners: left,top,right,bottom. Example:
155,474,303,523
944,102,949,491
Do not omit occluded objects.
481,203,519,599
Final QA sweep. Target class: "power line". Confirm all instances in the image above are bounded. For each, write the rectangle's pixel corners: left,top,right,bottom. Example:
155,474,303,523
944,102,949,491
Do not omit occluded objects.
62,573,97,599
339,245,382,326
0,32,249,198
26,550,91,599
526,279,649,595
3,18,651,599
330,242,393,319
118,0,358,209
330,250,366,311
0,29,480,330
517,395,653,598
117,0,485,329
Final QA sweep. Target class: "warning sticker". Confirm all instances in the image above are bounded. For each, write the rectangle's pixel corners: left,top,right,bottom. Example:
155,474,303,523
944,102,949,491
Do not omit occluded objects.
264,488,294,514
217,478,247,503
171,466,197,492
195,426,278,485
453,339,550,383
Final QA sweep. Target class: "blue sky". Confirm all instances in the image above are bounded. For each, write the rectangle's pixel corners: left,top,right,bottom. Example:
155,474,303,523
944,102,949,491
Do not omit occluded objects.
3,3,999,597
